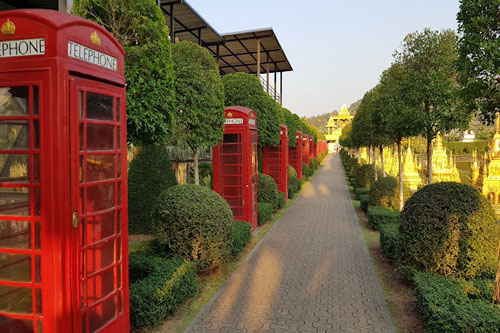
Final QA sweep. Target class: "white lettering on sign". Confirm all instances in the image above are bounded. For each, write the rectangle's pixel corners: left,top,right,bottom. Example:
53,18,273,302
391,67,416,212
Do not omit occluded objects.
0,38,45,58
249,119,256,125
68,41,117,71
225,118,244,125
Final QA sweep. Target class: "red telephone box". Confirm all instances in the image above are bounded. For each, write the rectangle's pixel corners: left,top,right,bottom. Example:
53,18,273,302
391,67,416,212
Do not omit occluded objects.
263,125,288,201
213,106,258,230
309,136,315,159
288,131,302,180
0,10,129,333
302,134,310,166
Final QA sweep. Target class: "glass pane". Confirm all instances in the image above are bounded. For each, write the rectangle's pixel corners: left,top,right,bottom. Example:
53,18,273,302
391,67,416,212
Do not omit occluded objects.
86,268,115,306
86,239,115,274
79,123,84,151
116,237,121,262
33,120,39,150
0,154,29,183
86,211,114,245
0,286,32,313
117,264,121,289
0,316,34,332
0,121,29,150
116,155,121,178
117,183,121,206
0,187,29,216
0,220,30,249
87,124,114,151
115,98,120,123
34,188,40,217
35,222,40,250
0,87,29,116
79,92,84,120
35,256,41,283
37,320,42,333
0,252,31,282
33,155,40,183
86,93,113,121
33,87,39,116
86,183,114,213
87,155,114,182
35,288,41,315
116,127,120,150
88,296,116,333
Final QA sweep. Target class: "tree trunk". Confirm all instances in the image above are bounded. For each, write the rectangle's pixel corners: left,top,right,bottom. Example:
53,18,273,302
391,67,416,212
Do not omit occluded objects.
379,145,386,177
193,149,199,185
494,240,500,304
427,137,433,184
357,148,361,164
373,145,378,181
398,140,404,211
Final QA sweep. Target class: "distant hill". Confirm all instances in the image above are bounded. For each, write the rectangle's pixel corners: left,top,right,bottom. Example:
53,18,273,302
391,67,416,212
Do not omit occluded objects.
306,99,361,134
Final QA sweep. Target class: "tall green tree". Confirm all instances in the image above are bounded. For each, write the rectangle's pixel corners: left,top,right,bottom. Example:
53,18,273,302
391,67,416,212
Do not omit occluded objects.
73,0,176,145
457,0,500,125
223,73,281,147
172,41,225,185
396,29,470,183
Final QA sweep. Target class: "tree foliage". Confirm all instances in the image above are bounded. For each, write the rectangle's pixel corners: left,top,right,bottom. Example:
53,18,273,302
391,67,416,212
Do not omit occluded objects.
73,0,176,145
282,107,301,148
223,73,281,147
457,0,500,124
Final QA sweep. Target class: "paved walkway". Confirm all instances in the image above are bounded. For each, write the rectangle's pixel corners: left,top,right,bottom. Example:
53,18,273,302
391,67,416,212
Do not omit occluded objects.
186,155,395,333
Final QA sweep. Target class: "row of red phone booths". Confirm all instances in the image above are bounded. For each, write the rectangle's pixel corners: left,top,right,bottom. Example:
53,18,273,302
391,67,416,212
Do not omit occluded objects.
213,106,328,231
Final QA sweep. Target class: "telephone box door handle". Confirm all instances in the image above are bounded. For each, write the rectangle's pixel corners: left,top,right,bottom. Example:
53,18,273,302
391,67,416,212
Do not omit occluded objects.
72,212,78,228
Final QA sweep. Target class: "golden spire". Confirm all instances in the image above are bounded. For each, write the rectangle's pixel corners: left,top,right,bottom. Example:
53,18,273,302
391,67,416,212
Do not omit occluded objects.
496,112,500,134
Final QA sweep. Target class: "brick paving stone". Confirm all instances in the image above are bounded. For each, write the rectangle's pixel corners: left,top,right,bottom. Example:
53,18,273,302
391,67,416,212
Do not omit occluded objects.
186,155,395,332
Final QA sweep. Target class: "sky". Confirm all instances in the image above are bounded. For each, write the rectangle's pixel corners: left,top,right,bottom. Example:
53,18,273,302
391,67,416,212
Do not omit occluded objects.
188,0,460,118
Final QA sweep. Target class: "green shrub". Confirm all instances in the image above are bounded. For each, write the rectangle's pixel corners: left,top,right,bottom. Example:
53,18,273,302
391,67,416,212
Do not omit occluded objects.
354,188,370,200
412,271,500,333
231,221,251,256
288,165,301,198
277,192,286,210
354,164,376,189
369,176,399,209
444,140,489,155
129,250,167,284
151,184,233,271
258,202,273,225
398,182,500,278
129,258,197,329
379,223,399,263
367,206,400,230
258,173,279,209
302,162,310,179
128,145,177,234
360,194,370,213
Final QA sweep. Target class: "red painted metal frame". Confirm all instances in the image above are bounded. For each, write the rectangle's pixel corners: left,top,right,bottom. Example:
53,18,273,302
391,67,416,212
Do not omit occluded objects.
0,10,129,333
263,125,288,201
302,134,310,166
309,136,315,159
288,131,302,180
213,106,258,231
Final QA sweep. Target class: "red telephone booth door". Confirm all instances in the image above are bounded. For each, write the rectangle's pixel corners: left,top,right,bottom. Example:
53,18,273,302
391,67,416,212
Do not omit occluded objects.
69,77,128,333
250,131,258,226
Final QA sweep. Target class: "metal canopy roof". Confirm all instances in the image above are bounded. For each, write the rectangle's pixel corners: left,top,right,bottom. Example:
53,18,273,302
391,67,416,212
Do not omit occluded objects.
212,28,293,75
159,0,223,45
158,1,292,76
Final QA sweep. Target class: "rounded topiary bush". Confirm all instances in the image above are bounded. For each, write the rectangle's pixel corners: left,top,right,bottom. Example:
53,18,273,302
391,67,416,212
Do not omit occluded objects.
369,176,398,209
398,182,500,278
258,173,279,209
302,162,310,179
354,164,375,189
128,145,177,234
288,165,301,198
151,184,233,270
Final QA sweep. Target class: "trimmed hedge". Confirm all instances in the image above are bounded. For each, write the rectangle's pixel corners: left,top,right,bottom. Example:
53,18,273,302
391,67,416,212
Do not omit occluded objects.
302,162,310,179
360,194,370,213
277,192,286,210
413,271,500,333
379,223,399,263
354,164,376,189
258,173,279,209
369,176,399,210
258,202,273,225
444,140,489,155
288,165,301,198
398,182,500,278
129,254,197,329
354,188,370,200
128,145,177,234
231,221,251,256
151,184,234,271
367,206,400,230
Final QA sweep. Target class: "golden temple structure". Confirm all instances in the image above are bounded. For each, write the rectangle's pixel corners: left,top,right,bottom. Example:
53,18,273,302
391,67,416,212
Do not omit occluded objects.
475,113,500,212
431,134,461,183
402,147,422,190
326,103,354,153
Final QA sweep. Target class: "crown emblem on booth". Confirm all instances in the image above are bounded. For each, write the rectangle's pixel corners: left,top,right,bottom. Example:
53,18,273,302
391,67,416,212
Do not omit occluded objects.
227,112,233,118
1,19,15,36
91,31,101,46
